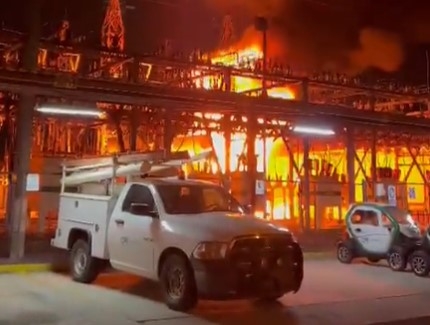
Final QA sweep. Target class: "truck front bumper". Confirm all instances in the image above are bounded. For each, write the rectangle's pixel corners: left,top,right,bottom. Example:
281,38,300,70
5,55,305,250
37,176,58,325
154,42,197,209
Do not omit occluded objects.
191,242,303,300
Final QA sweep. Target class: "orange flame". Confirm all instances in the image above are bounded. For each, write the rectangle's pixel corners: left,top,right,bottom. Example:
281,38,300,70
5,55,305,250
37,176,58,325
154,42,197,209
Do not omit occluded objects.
195,30,296,100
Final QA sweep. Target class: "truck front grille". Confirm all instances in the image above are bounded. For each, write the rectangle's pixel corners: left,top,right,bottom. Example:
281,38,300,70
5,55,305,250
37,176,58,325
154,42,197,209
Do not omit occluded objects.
229,235,296,271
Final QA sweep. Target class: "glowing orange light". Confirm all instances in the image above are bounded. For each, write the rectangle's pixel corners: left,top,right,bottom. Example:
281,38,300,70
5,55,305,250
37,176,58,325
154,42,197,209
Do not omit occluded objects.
193,45,296,100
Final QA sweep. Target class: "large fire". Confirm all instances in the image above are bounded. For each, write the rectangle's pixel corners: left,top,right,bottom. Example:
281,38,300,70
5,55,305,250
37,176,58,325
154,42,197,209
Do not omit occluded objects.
195,44,296,99
172,43,297,221
173,112,292,221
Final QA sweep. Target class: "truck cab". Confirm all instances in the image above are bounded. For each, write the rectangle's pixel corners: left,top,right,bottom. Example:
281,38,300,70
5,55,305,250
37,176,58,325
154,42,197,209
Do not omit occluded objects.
51,151,303,311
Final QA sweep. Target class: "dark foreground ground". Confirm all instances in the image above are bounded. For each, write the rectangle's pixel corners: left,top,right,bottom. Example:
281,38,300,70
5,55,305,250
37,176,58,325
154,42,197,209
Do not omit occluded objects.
1,258,430,325
372,317,430,325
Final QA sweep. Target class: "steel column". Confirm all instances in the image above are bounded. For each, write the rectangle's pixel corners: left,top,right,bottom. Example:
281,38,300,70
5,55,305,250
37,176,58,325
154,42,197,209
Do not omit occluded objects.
9,94,35,259
346,128,356,204
303,138,311,230
371,131,377,199
302,79,309,103
247,116,258,210
162,116,174,156
9,0,41,259
223,114,231,176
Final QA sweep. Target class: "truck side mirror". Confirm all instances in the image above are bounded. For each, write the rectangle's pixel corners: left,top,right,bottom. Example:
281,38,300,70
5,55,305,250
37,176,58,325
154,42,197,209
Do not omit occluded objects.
130,203,157,217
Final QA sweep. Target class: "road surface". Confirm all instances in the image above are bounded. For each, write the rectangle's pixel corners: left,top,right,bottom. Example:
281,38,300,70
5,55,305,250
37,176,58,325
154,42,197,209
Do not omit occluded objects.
1,258,430,324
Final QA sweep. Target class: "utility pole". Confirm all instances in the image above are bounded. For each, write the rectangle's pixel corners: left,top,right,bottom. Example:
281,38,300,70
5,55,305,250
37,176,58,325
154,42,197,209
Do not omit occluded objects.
9,0,41,259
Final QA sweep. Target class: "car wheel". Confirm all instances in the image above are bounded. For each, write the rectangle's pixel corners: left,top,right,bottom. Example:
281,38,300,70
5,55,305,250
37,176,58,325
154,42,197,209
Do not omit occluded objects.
337,243,353,264
160,254,198,311
70,239,100,283
410,250,430,277
387,246,407,272
367,258,381,263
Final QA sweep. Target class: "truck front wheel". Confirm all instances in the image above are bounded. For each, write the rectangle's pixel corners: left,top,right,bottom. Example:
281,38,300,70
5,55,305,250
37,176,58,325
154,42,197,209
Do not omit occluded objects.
70,239,100,283
160,254,198,311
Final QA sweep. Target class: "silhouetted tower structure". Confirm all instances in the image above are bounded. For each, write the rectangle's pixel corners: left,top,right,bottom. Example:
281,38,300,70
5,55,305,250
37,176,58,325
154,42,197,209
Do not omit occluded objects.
219,15,235,48
57,20,71,43
101,0,125,51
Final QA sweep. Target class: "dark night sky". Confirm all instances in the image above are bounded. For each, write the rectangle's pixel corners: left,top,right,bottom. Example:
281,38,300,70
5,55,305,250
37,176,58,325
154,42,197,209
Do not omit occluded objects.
1,0,430,84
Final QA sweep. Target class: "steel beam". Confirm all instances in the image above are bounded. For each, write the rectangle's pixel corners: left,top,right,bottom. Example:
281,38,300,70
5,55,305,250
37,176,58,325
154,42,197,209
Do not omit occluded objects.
404,147,427,184
1,69,430,131
354,149,368,179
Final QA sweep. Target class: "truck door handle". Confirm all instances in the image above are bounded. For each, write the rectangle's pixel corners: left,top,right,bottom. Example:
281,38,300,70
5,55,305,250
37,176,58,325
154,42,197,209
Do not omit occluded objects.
115,219,124,225
355,228,361,232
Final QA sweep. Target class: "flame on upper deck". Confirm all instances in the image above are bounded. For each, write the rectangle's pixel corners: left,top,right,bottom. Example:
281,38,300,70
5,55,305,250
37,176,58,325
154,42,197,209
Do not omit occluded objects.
195,42,295,100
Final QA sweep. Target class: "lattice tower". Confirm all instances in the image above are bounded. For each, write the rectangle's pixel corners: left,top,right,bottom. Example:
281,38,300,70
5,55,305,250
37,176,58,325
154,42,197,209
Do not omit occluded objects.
101,0,125,51
219,15,235,49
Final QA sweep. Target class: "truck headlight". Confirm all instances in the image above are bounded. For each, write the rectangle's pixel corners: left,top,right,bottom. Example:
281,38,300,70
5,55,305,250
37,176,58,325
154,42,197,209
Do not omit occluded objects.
192,242,229,260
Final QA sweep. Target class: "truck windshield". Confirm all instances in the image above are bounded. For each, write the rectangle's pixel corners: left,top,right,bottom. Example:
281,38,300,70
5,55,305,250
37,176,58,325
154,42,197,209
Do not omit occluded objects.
156,184,245,215
385,206,416,225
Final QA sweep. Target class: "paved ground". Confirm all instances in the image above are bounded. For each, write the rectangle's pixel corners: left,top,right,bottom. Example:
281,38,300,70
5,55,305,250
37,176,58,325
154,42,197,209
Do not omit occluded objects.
1,258,430,325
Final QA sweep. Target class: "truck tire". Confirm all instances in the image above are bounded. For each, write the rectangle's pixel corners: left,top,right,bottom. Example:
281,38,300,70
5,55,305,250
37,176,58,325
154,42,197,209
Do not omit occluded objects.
160,254,197,311
410,250,430,277
70,239,100,283
387,246,407,272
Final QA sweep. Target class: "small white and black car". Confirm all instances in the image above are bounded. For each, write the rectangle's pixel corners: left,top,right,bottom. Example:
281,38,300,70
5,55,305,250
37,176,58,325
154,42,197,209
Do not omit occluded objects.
337,203,421,271
409,227,430,277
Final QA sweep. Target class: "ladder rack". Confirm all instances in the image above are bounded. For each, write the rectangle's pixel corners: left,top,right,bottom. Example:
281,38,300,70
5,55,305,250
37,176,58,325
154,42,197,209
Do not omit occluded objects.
60,150,211,188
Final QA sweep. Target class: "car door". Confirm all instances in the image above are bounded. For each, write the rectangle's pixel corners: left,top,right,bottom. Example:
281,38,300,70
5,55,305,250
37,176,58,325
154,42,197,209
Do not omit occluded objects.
109,184,158,275
348,206,380,254
374,211,394,253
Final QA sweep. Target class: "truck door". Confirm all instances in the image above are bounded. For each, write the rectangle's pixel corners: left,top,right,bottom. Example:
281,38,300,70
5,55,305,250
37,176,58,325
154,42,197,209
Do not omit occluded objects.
108,184,158,275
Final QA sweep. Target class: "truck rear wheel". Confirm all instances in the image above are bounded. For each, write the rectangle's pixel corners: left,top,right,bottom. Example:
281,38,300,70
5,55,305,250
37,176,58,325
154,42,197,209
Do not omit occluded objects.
70,239,100,283
160,254,197,311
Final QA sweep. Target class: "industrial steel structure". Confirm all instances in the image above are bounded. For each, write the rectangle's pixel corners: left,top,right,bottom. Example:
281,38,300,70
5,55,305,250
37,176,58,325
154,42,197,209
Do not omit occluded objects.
2,0,430,257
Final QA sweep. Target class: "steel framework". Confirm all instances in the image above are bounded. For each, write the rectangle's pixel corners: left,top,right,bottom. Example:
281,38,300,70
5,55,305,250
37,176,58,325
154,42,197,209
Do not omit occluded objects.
2,3,430,242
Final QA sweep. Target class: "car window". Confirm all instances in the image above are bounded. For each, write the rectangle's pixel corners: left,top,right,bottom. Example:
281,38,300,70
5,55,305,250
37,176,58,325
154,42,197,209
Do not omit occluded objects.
350,208,379,226
122,184,155,212
156,184,243,214
351,210,364,224
381,214,392,226
202,187,226,209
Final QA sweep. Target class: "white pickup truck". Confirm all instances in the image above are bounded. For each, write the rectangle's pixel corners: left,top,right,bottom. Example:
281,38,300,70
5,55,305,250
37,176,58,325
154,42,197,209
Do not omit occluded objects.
51,152,303,311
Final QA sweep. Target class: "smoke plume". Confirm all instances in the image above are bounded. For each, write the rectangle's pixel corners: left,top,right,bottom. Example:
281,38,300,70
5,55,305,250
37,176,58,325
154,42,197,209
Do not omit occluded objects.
348,28,404,73
205,0,287,16
205,0,430,75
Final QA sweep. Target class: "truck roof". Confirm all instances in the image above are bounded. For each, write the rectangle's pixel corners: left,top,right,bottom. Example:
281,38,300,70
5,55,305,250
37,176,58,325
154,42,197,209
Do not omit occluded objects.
131,178,217,187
